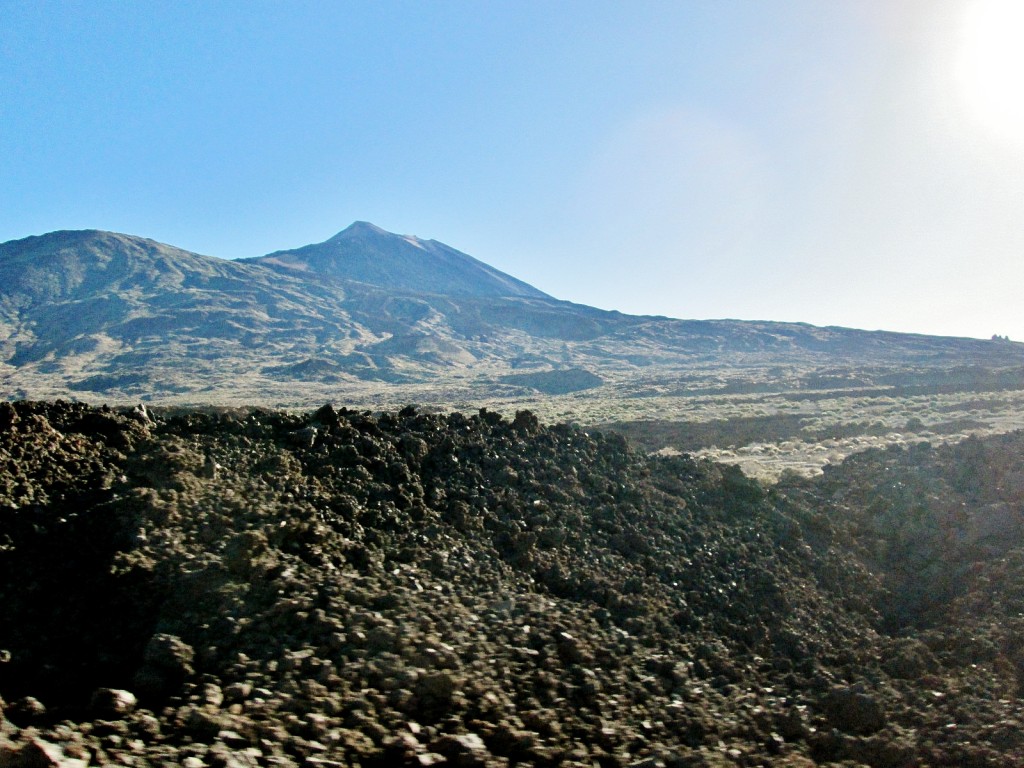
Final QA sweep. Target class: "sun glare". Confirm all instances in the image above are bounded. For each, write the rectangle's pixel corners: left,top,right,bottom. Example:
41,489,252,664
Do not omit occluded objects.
956,0,1024,148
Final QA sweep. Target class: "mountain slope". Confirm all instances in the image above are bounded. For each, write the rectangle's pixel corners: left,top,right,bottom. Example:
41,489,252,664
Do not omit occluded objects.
0,225,1022,405
245,221,550,299
0,230,375,389
0,230,249,308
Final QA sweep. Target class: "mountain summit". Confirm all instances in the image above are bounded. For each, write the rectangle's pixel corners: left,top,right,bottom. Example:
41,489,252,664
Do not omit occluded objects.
246,221,550,299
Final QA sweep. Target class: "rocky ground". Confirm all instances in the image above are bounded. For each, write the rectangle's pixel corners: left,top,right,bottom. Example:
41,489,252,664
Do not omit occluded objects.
0,401,1022,767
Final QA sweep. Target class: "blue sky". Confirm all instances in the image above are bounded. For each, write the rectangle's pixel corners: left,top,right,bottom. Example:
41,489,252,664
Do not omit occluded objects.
2,0,1023,340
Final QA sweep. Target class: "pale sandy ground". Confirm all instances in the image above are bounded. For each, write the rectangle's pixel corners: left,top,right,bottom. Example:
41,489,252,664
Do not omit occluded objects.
688,430,996,482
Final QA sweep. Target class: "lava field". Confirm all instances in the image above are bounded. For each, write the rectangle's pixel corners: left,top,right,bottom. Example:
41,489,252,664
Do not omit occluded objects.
1,400,1023,767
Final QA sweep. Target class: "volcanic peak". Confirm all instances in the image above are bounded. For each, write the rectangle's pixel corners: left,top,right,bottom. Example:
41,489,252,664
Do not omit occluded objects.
248,221,551,300
327,220,391,241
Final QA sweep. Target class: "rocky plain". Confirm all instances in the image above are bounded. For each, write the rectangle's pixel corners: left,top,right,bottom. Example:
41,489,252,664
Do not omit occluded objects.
2,399,1024,768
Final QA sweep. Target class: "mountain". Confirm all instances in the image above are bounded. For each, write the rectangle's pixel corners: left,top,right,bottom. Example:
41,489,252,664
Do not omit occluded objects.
244,221,550,299
0,230,372,393
0,224,1021,405
3,400,1024,765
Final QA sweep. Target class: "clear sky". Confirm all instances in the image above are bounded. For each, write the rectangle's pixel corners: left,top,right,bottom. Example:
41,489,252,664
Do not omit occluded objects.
2,0,1022,340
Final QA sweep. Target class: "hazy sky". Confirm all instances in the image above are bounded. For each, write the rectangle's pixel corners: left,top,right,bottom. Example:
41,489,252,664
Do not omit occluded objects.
2,0,1023,340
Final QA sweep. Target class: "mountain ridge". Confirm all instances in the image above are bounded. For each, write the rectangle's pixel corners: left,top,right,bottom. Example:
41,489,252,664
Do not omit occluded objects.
0,223,1021,404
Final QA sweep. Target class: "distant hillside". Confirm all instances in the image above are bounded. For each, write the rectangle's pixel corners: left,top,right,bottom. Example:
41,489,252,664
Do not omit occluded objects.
0,229,255,305
0,224,1021,404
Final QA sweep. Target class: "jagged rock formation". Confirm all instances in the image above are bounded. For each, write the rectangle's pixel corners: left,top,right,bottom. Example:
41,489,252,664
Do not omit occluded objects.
1,401,1022,766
